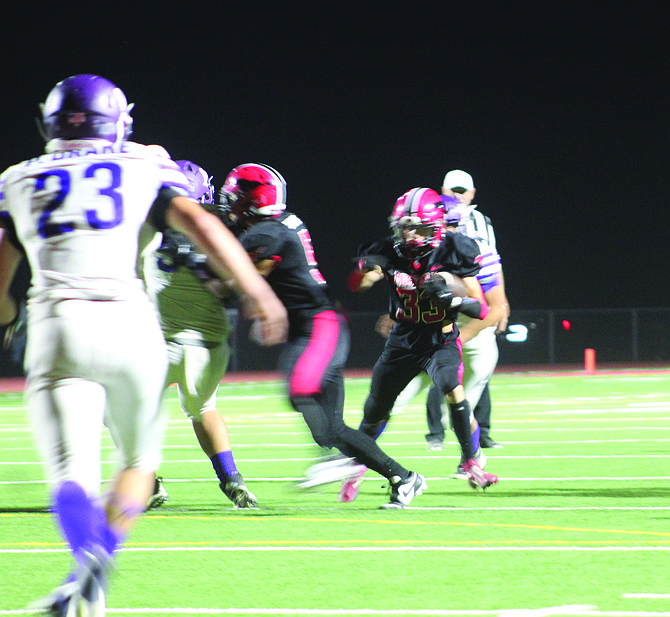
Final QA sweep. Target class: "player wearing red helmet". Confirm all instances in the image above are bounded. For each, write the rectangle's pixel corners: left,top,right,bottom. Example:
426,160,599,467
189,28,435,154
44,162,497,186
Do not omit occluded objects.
220,164,426,509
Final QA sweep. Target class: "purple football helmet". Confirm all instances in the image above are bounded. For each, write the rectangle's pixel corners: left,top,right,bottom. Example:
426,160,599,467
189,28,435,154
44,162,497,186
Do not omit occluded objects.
441,195,469,228
40,74,134,144
176,160,215,204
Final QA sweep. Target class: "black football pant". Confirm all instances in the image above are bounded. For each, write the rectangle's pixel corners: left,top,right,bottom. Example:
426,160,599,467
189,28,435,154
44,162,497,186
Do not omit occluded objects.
425,381,492,441
361,338,476,460
282,311,408,480
473,383,492,436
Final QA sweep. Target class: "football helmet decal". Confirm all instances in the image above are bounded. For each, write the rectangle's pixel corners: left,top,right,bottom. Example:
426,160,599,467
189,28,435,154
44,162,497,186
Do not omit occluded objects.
39,74,134,144
219,163,287,228
389,188,446,258
176,160,215,204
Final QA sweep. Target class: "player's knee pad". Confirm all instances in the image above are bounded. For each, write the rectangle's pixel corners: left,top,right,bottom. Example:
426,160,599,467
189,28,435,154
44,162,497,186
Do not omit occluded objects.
180,390,217,422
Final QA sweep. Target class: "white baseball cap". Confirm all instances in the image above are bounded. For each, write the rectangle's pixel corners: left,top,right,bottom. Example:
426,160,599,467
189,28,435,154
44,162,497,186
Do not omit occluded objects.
442,169,474,191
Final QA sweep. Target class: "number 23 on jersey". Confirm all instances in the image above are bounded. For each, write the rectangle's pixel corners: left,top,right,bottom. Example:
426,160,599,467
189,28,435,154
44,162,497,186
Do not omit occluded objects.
33,162,124,238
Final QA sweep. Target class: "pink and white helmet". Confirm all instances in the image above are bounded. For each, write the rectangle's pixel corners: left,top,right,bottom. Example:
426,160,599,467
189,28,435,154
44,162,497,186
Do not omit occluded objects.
389,188,446,257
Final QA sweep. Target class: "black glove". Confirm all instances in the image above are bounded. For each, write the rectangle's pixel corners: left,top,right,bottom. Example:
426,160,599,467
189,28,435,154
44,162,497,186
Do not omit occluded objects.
184,251,217,285
156,231,221,291
422,273,461,310
155,230,192,272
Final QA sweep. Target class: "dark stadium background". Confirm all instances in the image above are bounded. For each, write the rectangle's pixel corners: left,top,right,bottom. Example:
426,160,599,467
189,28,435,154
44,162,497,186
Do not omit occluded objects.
1,2,668,374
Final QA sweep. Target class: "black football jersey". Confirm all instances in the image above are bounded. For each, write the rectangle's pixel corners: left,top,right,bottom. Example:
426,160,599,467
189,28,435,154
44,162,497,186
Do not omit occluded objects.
238,212,333,320
359,232,482,348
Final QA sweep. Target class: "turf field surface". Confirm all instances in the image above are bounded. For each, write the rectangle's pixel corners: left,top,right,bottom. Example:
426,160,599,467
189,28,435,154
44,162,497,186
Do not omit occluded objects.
1,369,669,616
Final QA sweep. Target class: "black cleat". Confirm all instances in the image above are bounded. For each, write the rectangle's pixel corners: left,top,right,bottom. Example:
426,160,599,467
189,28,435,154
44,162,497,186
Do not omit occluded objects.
146,476,169,510
221,475,258,509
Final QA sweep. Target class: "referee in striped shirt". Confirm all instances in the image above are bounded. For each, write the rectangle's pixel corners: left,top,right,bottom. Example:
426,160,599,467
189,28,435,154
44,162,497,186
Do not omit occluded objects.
426,170,510,451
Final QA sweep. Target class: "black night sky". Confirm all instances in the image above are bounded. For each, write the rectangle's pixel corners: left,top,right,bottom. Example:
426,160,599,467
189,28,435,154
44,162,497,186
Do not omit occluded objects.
2,3,668,314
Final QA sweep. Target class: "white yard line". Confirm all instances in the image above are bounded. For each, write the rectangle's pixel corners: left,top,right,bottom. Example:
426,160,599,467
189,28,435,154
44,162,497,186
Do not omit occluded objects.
3,604,670,616
3,453,670,464
3,475,670,485
3,546,670,555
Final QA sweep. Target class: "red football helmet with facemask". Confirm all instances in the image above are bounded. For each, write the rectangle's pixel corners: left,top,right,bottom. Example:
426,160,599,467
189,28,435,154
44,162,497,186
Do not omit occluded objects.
219,163,287,229
389,188,446,258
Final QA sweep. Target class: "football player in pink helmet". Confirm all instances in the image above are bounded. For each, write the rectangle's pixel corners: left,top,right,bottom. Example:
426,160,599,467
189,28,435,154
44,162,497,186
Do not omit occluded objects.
389,188,446,259
341,187,498,501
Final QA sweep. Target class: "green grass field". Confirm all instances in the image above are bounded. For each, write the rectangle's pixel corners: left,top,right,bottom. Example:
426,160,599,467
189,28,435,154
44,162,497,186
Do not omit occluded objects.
1,369,669,616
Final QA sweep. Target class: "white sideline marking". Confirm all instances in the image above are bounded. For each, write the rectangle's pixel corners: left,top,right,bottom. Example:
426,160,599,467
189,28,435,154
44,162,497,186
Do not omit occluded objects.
2,426,670,439
5,453,670,465
3,605,670,616
2,435,670,449
4,546,670,555
408,506,670,511
3,475,670,485
4,438,670,447
491,427,670,433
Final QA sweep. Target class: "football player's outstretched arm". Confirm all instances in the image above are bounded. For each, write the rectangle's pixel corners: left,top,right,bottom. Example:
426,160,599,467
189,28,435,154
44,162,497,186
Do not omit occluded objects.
348,267,384,292
496,268,510,333
166,196,288,346
459,282,506,343
462,275,484,302
423,272,489,320
459,276,489,320
346,255,388,292
0,230,22,326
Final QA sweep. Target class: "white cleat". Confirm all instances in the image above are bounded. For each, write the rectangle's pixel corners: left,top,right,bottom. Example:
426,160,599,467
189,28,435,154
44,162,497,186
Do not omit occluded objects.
381,472,427,509
27,580,79,616
297,456,367,489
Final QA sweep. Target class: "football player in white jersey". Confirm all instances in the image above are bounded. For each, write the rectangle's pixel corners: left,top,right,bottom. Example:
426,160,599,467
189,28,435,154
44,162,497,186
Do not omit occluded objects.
143,159,257,509
0,74,286,615
421,199,507,477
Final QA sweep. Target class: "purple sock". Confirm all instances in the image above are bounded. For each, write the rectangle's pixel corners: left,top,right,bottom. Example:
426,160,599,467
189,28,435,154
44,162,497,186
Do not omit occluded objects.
211,451,238,482
53,481,98,563
472,424,481,454
92,501,121,556
373,421,387,440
